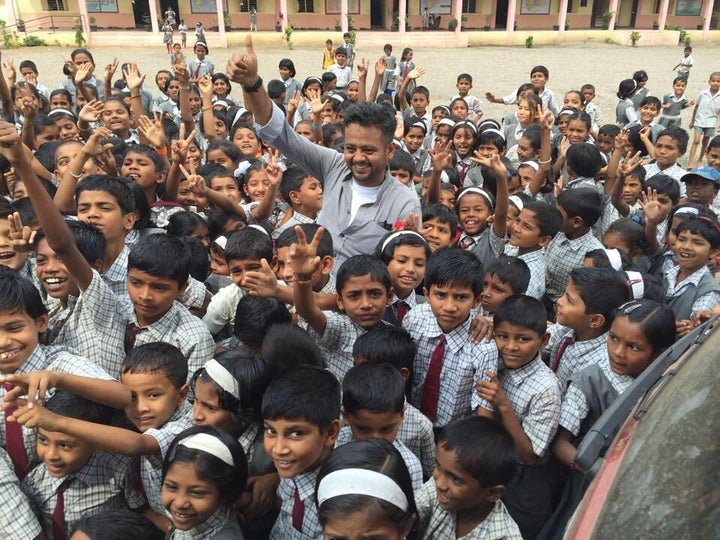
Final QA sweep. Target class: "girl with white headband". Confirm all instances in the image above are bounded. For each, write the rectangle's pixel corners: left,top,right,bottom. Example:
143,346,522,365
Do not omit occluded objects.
315,439,418,540
162,426,248,538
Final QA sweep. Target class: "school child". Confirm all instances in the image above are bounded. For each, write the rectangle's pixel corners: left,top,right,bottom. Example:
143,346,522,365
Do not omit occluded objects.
707,135,720,172
375,230,430,326
187,42,213,82
673,45,694,80
0,202,32,277
452,73,483,122
479,256,530,315
486,65,560,117
401,85,432,132
580,84,600,129
544,188,604,305
602,218,651,271
322,39,335,71
162,21,174,54
352,325,437,480
389,148,416,187
659,77,694,129
379,44,396,94
19,391,146,538
415,416,522,539
278,58,301,105
508,200,561,300
0,447,41,537
401,120,429,179
643,127,690,191
662,214,720,321
449,97,470,121
546,267,631,390
403,248,497,428
625,96,665,142
178,19,187,47
615,79,638,126
630,70,650,110
449,120,477,184
682,166,720,210
18,60,50,99
396,47,416,97
262,365,340,538
203,226,276,336
292,227,392,380
473,295,562,538
328,47,352,90
545,299,676,539
503,93,542,163
321,71,337,93
341,32,355,68
100,97,138,144
194,21,206,43
421,203,458,252
337,362,424,490
596,124,620,161
70,509,164,540
274,167,323,237
688,72,720,168
316,438,418,539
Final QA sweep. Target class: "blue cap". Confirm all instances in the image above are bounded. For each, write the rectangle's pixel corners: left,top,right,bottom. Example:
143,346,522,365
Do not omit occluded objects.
681,166,720,186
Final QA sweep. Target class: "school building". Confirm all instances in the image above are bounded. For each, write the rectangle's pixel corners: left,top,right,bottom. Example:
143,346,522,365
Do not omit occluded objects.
1,0,715,35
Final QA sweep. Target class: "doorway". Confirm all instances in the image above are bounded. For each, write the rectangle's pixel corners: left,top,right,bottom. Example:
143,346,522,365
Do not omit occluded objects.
371,0,385,28
495,0,508,28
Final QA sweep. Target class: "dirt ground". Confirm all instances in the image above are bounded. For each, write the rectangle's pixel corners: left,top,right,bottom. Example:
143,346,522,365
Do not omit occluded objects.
7,40,719,161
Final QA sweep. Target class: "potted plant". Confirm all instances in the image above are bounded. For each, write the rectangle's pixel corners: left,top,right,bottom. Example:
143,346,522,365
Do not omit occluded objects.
630,30,641,46
141,13,152,31
653,20,659,29
16,19,25,32
334,18,341,31
697,17,704,30
347,14,354,30
484,15,491,31
601,11,613,29
224,13,231,31
448,17,458,31
89,16,98,31
565,17,570,30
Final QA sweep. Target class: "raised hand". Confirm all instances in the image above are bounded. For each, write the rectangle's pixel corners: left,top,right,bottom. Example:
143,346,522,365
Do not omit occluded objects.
0,120,23,162
137,112,167,149
430,139,453,172
307,87,323,116
356,58,369,79
7,212,35,253
639,188,668,223
374,57,387,77
123,62,145,91
540,110,554,131
289,225,324,281
265,149,283,188
104,58,118,82
78,99,104,124
407,67,426,80
170,124,197,164
74,62,93,85
197,73,213,97
225,35,259,87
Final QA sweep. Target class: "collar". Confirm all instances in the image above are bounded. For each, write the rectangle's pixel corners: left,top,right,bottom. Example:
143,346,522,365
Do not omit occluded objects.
293,468,320,502
129,301,179,330
171,506,234,540
500,354,544,386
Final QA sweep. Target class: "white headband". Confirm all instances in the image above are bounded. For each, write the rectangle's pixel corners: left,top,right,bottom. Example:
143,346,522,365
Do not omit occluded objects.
454,121,477,134
482,128,505,141
204,359,240,399
509,195,524,212
674,207,700,217
519,160,540,172
457,187,494,209
381,230,426,252
625,271,645,299
603,248,623,271
317,469,409,511
438,118,456,128
232,107,250,128
178,433,235,467
213,235,228,250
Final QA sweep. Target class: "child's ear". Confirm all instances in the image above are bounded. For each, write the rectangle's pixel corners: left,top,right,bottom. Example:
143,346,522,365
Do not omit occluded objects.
178,279,189,295
709,248,720,261
319,255,334,276
269,256,279,272
288,190,301,206
540,331,551,349
123,211,138,233
472,293,482,309
399,367,410,383
423,286,429,297
335,291,344,312
538,235,553,248
34,314,49,335
589,313,605,330
91,258,104,272
386,287,395,306
155,171,165,185
178,383,189,403
324,419,341,447
486,484,505,502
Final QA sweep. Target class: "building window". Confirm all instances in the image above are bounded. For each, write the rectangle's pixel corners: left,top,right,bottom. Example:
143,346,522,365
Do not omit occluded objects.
239,0,258,12
298,0,314,13
47,0,67,10
462,0,476,13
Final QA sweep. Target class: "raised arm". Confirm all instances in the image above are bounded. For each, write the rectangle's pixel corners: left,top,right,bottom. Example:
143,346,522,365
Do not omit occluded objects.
472,153,508,238
356,58,369,103
226,35,273,125
529,110,554,197
103,58,118,100
289,226,328,335
250,150,282,221
197,74,220,141
0,54,14,118
123,62,148,132
368,57,385,103
425,139,452,205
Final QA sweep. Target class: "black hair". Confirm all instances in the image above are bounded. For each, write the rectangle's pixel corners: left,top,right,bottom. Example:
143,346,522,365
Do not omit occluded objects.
44,389,113,425
674,215,720,249
262,365,340,432
197,162,236,188
260,323,325,377
557,188,603,227
643,174,681,204
477,129,506,152
123,144,164,173
584,248,634,271
485,256,530,295
206,208,243,240
656,126,689,155
164,426,248,504
279,166,313,204
598,124,621,139
640,96,662,111
515,82,537,99
613,299,676,355
267,79,286,100
569,268,631,332
633,69,648,83
49,88,73,106
206,139,242,168
343,101,396,143
617,79,637,100
424,247,484,295
523,201,562,238
375,231,431,265
422,203,459,237
128,234,190,286
224,226,273,263
210,72,231,94
191,349,271,429
708,135,720,150
439,416,518,486
19,59,38,73
180,236,210,282
166,211,208,239
70,510,164,540
336,255,392,294
229,121,259,143
75,175,137,215
322,123,343,148
321,72,337,87
33,114,59,134
316,439,417,536
411,86,430,100
61,220,106,265
352,326,416,385
567,110,591,132
234,295,292,348
605,218,649,257
520,124,542,152
457,73,472,84
389,148,416,175
278,58,297,78
566,143,603,178
0,266,48,318
122,342,188,389
276,223,333,258
342,362,405,416
34,140,62,172
493,294,547,336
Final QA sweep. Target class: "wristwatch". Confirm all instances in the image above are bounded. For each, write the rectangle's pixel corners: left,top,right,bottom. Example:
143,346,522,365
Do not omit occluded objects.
243,77,263,93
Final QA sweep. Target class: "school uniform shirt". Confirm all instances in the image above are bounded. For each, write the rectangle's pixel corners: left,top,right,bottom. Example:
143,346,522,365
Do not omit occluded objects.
516,248,546,300
272,210,317,239
187,58,214,79
545,230,603,303
584,101,601,130
503,87,560,118
659,93,690,128
559,353,633,437
327,63,352,89
0,345,113,471
473,353,562,459
462,228,505,269
21,452,146,538
0,449,41,539
693,88,720,128
415,478,523,540
271,469,322,539
335,427,423,490
102,244,130,298
643,161,687,198
307,311,369,382
171,506,244,539
662,259,720,319
404,304,498,428
397,403,436,480
384,291,423,327
451,93,483,121
125,301,215,383
545,324,609,392
202,283,245,337
141,402,194,515
623,121,666,143
615,98,638,125
46,269,126,377
677,54,694,78
257,103,421,269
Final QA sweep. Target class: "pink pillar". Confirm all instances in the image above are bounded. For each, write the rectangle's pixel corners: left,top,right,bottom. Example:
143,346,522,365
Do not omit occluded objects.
6,0,17,26
453,0,462,32
149,0,160,34
78,0,90,40
399,0,407,33
216,0,226,47
279,0,287,27
607,0,619,30
702,0,714,39
557,0,569,37
507,0,517,39
657,0,670,31
341,0,349,32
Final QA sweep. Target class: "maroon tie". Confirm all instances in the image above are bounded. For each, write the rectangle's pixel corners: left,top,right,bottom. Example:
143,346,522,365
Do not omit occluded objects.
459,235,476,250
459,162,468,182
420,335,446,422
396,301,409,326
52,478,72,540
124,323,142,354
551,336,574,372
292,481,304,532
2,382,27,479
